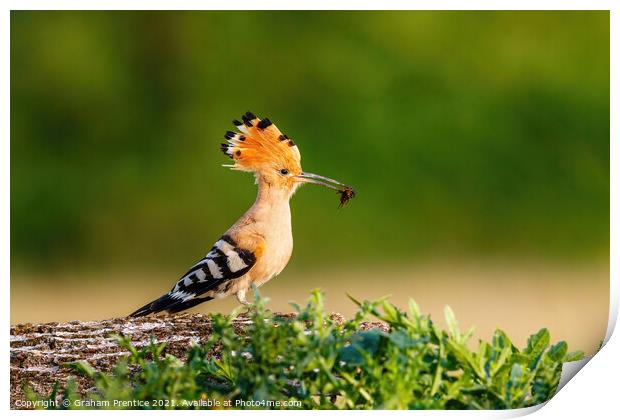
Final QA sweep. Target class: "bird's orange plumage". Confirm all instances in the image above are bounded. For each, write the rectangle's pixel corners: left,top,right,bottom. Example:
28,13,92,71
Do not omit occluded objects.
222,112,302,175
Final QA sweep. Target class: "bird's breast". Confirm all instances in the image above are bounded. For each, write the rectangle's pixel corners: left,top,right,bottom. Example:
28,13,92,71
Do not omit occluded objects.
252,205,293,285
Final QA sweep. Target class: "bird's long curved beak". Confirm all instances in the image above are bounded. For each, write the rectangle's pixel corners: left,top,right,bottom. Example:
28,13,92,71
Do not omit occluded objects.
295,171,348,191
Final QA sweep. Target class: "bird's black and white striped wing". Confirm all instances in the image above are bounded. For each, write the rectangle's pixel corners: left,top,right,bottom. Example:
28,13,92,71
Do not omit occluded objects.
129,235,256,316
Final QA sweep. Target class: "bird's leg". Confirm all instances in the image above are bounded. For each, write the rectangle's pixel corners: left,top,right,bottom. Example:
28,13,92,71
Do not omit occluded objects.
236,289,251,306
235,289,252,318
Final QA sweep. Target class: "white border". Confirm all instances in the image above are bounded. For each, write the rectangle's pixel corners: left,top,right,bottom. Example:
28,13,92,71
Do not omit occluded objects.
3,2,616,418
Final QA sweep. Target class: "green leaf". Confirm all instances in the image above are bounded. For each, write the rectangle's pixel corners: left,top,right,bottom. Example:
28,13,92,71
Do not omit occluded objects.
490,346,512,377
346,293,362,307
525,328,550,358
388,330,420,349
289,301,302,313
462,326,475,343
492,329,513,351
564,350,585,362
445,339,486,381
547,341,567,362
408,299,421,318
337,329,385,366
444,306,460,341
505,363,524,402
67,360,97,378
382,301,400,323
509,363,523,382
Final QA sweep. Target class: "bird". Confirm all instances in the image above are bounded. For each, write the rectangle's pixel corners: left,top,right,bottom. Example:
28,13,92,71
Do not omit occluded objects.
129,112,355,317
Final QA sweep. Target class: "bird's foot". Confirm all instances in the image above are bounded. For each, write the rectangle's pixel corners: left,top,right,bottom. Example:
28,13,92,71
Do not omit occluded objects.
236,290,251,306
235,290,252,317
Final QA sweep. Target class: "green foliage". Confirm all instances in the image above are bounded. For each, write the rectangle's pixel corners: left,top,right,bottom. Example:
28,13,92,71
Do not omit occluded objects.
31,290,583,409
11,11,610,271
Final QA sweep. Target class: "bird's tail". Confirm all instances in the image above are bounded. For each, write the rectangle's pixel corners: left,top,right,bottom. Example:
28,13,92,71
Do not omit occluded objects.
129,293,213,317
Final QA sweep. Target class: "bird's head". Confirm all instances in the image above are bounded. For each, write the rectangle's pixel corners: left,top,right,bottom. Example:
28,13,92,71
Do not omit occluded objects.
221,112,354,201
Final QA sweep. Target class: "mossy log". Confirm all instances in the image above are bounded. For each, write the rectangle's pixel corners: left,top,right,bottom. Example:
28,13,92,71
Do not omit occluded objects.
10,313,387,409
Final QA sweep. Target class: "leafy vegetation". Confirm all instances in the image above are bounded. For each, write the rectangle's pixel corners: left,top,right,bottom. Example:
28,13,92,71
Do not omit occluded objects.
29,290,583,409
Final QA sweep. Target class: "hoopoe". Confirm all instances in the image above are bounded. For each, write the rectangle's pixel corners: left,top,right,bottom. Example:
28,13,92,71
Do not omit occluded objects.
130,112,354,317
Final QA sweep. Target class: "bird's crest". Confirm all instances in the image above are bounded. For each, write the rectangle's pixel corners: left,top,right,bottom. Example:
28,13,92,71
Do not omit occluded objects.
221,112,302,174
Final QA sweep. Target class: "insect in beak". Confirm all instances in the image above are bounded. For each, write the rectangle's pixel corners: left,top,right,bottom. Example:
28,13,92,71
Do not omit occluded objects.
296,172,356,207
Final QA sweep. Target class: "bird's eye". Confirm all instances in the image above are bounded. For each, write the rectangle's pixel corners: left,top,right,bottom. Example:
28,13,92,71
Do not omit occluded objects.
279,168,289,175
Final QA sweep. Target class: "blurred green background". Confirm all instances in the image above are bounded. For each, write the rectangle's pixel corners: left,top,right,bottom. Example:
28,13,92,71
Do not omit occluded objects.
10,11,609,353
